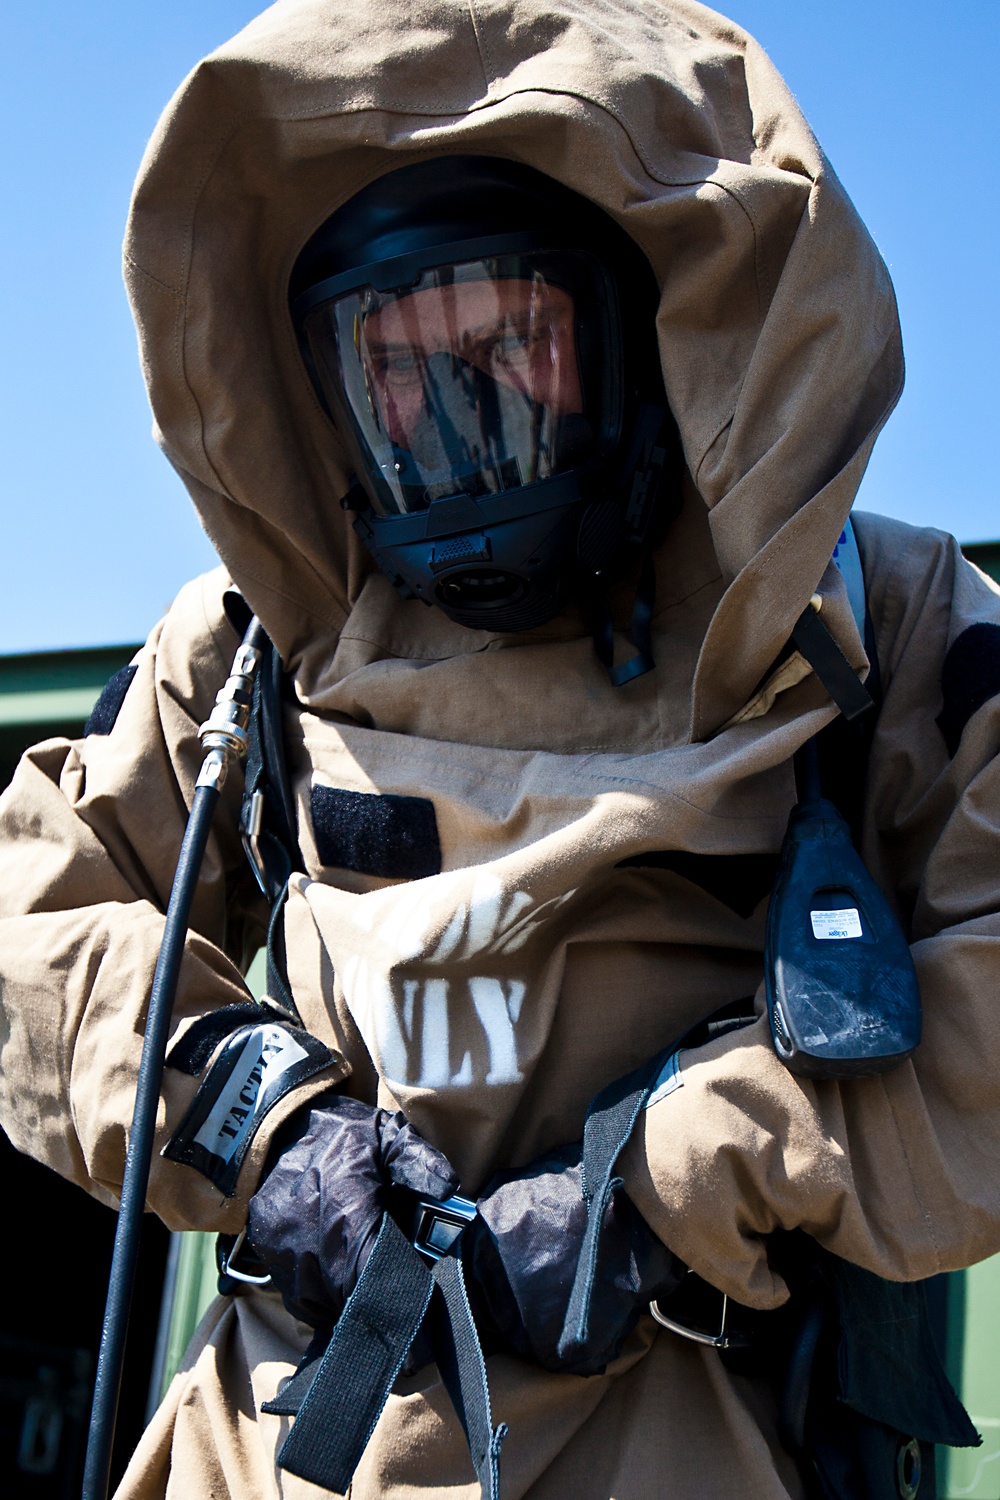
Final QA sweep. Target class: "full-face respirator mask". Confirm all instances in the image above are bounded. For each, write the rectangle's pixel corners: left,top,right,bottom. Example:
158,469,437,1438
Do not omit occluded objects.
291,156,679,681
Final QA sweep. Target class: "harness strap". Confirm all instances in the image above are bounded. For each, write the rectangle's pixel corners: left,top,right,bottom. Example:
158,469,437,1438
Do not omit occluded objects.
274,1214,434,1492
558,1053,662,1362
791,602,874,722
558,1004,757,1365
262,862,297,1021
433,1254,507,1500
259,1328,328,1417
240,634,303,1024
268,1214,504,1499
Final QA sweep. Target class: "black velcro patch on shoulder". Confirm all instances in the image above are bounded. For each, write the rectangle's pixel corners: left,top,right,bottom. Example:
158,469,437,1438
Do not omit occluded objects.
310,786,441,880
937,623,1000,757
617,850,779,919
85,663,138,736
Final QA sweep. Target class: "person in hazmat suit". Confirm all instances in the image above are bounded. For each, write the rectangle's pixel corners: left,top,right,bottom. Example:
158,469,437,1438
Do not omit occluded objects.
1,0,1000,1496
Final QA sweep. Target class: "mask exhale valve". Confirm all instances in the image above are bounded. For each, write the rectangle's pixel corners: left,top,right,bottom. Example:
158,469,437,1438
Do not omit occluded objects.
765,737,921,1079
81,617,268,1500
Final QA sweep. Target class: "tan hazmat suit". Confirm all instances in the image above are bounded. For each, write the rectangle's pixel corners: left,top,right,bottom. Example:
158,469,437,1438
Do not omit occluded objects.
1,0,999,1495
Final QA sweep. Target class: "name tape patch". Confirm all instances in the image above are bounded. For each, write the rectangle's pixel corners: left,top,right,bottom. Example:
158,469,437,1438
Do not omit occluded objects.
164,1022,336,1194
810,908,863,941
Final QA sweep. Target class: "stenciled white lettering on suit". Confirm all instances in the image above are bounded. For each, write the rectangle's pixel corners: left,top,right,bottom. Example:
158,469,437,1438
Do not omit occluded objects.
339,870,575,1089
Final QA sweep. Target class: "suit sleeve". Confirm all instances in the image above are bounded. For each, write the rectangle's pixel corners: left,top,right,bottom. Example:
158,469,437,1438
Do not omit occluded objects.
0,570,348,1233
619,520,1000,1307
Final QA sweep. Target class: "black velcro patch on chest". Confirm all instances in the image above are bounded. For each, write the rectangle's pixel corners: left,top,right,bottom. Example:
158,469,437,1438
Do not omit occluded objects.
617,849,779,919
84,663,138,736
310,785,441,880
937,623,1000,757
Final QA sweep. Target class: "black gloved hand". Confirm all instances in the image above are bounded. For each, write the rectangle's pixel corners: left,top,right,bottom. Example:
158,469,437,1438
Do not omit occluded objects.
463,1142,684,1376
247,1095,458,1328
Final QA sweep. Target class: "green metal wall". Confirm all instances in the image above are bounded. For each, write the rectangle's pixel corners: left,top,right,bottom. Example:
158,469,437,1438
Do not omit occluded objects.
945,1262,1000,1496
0,644,136,788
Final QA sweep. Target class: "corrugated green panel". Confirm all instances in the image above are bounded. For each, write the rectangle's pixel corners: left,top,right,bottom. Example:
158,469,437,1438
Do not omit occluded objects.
0,644,141,789
0,686,110,727
0,644,138,714
942,1255,1000,1498
158,1231,220,1401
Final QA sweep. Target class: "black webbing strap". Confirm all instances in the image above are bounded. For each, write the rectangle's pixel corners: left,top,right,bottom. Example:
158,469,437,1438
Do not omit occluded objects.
791,604,874,723
811,598,884,847
588,552,658,688
269,1215,503,1498
558,1004,758,1365
262,860,298,1022
557,1051,665,1363
260,1327,329,1418
274,1214,434,1492
432,1255,506,1500
240,633,303,1024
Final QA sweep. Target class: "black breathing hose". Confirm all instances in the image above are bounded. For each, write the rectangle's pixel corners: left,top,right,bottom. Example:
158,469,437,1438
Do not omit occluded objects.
81,617,267,1500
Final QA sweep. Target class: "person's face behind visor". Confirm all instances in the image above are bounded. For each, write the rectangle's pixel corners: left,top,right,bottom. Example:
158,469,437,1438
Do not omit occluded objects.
363,275,582,442
306,256,602,515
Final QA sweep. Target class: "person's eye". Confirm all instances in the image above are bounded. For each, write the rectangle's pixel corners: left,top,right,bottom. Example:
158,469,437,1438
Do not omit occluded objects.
495,327,540,357
377,351,421,381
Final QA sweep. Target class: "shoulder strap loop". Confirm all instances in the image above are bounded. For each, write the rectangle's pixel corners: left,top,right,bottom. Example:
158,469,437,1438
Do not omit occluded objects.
236,623,304,1024
791,601,874,722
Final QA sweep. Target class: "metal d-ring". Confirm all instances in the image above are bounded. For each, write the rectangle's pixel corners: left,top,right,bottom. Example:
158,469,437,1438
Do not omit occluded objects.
649,1281,734,1350
896,1437,922,1499
222,1227,273,1286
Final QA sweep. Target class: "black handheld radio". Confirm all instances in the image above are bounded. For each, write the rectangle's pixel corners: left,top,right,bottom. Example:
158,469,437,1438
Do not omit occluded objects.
765,738,921,1080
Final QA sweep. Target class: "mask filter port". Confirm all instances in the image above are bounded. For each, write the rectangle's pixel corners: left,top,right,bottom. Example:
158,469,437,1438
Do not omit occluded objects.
435,568,527,609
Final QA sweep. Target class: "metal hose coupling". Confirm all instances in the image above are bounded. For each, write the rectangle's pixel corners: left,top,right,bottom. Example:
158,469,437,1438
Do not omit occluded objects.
196,622,267,791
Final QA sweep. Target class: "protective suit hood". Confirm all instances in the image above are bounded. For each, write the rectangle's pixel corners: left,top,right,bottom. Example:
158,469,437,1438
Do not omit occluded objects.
125,0,902,739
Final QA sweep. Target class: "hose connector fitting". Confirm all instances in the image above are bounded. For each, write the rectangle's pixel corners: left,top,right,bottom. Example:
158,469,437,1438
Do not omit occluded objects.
196,635,264,788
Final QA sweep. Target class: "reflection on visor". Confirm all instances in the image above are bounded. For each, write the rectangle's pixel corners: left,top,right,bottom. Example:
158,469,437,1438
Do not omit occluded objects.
305,256,602,514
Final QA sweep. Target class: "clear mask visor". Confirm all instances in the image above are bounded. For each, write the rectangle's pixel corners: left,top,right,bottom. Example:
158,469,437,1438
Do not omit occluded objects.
304,254,611,514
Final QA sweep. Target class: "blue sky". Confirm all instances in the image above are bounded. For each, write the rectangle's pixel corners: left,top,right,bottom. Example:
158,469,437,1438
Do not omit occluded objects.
1,1,997,652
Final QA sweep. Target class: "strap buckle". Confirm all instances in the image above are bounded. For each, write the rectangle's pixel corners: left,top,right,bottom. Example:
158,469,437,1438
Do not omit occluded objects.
410,1193,477,1263
649,1270,747,1351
